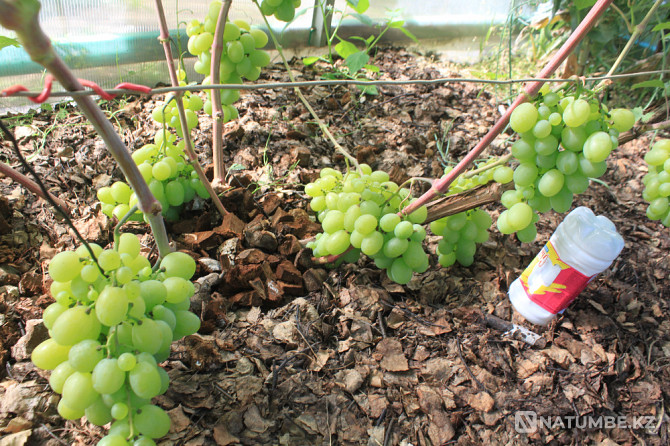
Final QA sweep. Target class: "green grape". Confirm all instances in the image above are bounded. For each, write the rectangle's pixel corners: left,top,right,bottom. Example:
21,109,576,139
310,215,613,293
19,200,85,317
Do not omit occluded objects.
97,186,116,205
511,138,536,161
459,220,478,240
86,397,113,426
134,437,157,446
129,361,162,400
534,135,558,156
583,131,613,163
548,112,562,126
49,361,75,393
556,150,579,175
550,187,574,213
513,163,539,187
52,306,98,346
373,254,394,269
360,200,381,217
532,120,552,138
95,287,129,327
118,352,137,372
322,210,344,233
240,33,256,53
578,155,607,178
173,310,201,340
383,237,409,258
154,320,174,362
538,169,565,197
250,28,269,48
438,252,456,267
496,211,515,234
560,126,587,152
275,0,296,21
98,434,129,446
92,358,125,395
249,49,271,67
510,103,538,134
111,402,129,420
528,193,551,213
361,231,384,256
516,223,537,243
410,224,426,242
393,221,413,239
562,98,590,127
227,40,244,63
98,249,122,272
134,404,171,439
132,318,163,354
536,152,558,170
389,258,412,284
160,252,196,279
643,147,669,166
165,180,185,207
58,398,85,421
325,230,351,256
162,277,193,304
111,181,132,204
49,251,83,282
222,22,241,41
399,241,424,270
343,206,362,232
68,340,103,373
43,302,67,329
500,189,522,208
648,197,669,218
349,230,364,249
407,205,427,224
354,214,378,235
609,108,635,132
493,166,514,183
62,371,99,411
565,173,589,194
507,202,533,231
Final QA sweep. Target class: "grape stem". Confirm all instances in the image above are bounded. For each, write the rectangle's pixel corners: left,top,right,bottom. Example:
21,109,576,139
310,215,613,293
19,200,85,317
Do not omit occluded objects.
113,204,139,250
398,0,615,217
0,0,173,259
210,0,233,187
462,153,512,178
152,0,230,219
252,0,362,174
602,0,664,83
0,118,109,272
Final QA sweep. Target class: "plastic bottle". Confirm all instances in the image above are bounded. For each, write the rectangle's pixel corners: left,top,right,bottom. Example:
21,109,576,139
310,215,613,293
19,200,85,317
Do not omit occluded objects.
508,207,624,326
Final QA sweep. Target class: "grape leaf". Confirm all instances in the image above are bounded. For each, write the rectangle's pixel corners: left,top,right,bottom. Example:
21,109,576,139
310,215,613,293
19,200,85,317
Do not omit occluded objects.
334,40,359,59
345,51,370,74
388,20,405,29
357,84,378,95
399,27,419,43
303,56,320,66
364,64,380,73
574,0,596,10
350,13,374,27
632,80,665,90
652,22,670,32
0,36,20,51
346,0,369,14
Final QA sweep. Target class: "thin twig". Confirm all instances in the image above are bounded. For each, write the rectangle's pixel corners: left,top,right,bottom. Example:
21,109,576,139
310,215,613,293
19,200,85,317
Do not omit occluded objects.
210,0,233,185
455,335,492,396
152,0,229,218
253,0,361,172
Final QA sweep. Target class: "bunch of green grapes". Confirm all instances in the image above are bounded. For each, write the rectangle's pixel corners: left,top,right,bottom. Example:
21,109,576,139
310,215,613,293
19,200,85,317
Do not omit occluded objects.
431,208,493,267
304,165,429,284
31,235,200,445
427,160,509,266
500,86,636,241
642,139,670,226
259,0,301,22
97,129,210,222
186,1,271,119
150,69,204,138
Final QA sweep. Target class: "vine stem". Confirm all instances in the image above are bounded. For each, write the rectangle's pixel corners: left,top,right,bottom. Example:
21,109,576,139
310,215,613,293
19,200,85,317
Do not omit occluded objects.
152,0,229,218
462,153,512,178
252,1,361,173
0,0,172,259
210,0,233,187
0,158,68,210
399,0,615,217
603,0,664,80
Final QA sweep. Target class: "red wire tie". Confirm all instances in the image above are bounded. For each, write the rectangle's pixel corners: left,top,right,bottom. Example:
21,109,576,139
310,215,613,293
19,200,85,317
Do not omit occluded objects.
1,77,152,102
1,74,54,103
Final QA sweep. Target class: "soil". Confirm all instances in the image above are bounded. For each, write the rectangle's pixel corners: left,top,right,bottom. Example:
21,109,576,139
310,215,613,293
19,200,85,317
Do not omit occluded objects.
0,47,669,446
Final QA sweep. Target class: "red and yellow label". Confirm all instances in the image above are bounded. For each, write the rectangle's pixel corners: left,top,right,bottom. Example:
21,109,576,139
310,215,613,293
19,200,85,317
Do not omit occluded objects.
519,240,593,314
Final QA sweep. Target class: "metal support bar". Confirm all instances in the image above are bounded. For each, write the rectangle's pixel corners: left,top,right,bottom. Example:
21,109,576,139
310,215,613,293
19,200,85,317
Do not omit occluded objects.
309,0,335,47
